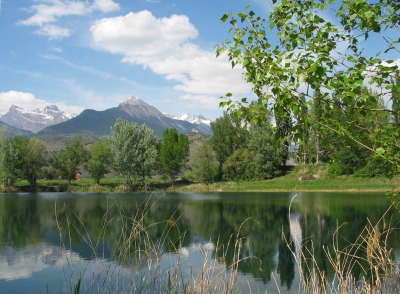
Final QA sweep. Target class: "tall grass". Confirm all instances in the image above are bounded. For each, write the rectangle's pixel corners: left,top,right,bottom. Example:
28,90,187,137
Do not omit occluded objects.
287,196,400,294
51,193,400,293
54,194,257,294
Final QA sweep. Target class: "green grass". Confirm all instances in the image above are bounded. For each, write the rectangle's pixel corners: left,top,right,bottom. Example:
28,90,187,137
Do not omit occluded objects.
10,164,400,192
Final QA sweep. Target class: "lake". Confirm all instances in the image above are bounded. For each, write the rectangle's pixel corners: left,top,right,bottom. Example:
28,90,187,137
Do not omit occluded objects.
0,192,399,293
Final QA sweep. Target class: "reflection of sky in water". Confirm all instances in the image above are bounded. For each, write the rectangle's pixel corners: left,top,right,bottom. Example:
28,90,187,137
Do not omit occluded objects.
0,237,301,294
0,243,64,281
0,192,394,294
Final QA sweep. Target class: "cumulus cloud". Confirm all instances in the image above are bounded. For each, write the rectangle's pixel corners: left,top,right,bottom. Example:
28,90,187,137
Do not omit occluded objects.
18,0,120,39
0,91,84,115
90,11,252,109
91,11,198,63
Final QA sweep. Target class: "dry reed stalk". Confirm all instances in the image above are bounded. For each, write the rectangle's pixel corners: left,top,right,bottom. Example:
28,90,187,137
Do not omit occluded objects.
286,194,400,294
54,193,261,294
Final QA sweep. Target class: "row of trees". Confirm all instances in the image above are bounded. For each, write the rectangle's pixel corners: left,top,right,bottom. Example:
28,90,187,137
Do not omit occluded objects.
0,120,190,192
109,119,189,189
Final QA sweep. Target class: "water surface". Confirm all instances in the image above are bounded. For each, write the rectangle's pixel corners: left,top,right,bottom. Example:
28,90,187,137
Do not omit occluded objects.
0,192,398,293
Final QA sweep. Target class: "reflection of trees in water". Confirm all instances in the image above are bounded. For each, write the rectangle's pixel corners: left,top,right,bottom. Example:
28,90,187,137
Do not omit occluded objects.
298,205,400,287
0,195,44,249
182,200,296,287
53,196,191,265
1,193,400,291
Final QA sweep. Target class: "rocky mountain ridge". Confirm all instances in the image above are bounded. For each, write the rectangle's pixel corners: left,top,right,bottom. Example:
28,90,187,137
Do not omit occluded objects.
0,105,76,133
35,97,212,138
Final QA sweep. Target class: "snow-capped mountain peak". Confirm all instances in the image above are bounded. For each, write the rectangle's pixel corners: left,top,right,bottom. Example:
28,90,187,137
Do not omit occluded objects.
163,112,213,126
0,104,76,133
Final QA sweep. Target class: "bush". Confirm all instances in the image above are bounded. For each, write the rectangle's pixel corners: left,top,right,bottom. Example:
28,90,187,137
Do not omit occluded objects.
327,162,344,178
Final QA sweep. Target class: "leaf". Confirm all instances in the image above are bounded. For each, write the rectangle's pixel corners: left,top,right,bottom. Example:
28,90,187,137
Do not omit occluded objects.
216,47,226,57
375,147,385,155
221,14,229,22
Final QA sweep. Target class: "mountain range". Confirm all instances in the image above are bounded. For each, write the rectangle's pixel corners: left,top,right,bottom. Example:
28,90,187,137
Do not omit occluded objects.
33,97,212,139
0,105,75,133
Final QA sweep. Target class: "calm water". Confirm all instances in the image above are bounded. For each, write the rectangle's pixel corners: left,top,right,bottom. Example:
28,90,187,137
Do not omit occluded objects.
0,192,399,293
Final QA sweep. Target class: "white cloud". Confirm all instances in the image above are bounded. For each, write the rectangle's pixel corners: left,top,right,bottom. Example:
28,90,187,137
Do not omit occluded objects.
36,24,71,39
91,11,198,63
0,91,48,113
92,0,120,12
19,0,120,39
0,91,84,115
90,11,252,108
51,46,63,53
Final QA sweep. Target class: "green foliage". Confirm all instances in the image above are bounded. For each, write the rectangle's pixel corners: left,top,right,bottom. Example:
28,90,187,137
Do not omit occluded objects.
2,135,29,186
247,122,285,180
109,119,158,189
55,136,86,191
190,140,218,184
0,127,7,179
22,138,46,192
159,128,190,187
86,141,112,184
210,112,248,179
217,0,400,172
222,148,251,181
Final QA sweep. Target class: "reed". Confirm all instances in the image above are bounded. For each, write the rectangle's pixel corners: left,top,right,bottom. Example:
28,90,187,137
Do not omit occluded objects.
286,195,400,294
53,194,258,294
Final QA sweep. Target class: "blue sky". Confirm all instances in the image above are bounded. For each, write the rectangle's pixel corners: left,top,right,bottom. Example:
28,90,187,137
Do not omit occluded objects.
0,0,263,118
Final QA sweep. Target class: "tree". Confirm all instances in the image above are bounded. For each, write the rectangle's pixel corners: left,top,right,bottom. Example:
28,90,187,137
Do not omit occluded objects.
216,0,400,171
55,136,86,192
2,135,29,186
222,148,251,180
159,128,190,187
109,119,158,189
0,127,7,183
22,138,46,192
191,140,219,184
210,112,248,180
248,121,286,180
86,141,111,184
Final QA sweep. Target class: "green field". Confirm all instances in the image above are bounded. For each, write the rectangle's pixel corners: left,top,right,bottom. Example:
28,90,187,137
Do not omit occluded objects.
5,163,400,193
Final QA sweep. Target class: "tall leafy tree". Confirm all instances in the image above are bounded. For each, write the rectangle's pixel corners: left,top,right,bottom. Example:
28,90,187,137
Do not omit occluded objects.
0,127,7,184
159,128,189,187
2,135,29,186
55,136,86,192
86,141,112,185
22,138,46,192
216,0,400,170
248,121,286,180
109,119,158,189
190,140,219,184
210,112,248,180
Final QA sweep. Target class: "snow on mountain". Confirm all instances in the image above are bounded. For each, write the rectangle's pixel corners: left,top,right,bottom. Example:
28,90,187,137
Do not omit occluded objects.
0,105,76,133
163,112,213,126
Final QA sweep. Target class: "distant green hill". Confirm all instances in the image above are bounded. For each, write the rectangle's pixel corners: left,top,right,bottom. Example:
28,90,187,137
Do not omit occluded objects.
0,121,34,137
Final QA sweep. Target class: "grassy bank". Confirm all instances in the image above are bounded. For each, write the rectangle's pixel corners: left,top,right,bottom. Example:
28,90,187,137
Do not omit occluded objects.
7,164,400,193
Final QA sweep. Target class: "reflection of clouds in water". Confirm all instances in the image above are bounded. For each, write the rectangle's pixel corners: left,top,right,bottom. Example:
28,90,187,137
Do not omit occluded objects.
177,241,216,257
0,243,66,281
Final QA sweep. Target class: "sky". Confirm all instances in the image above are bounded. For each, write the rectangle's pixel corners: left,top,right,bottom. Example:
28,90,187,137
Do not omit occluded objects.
0,0,266,119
